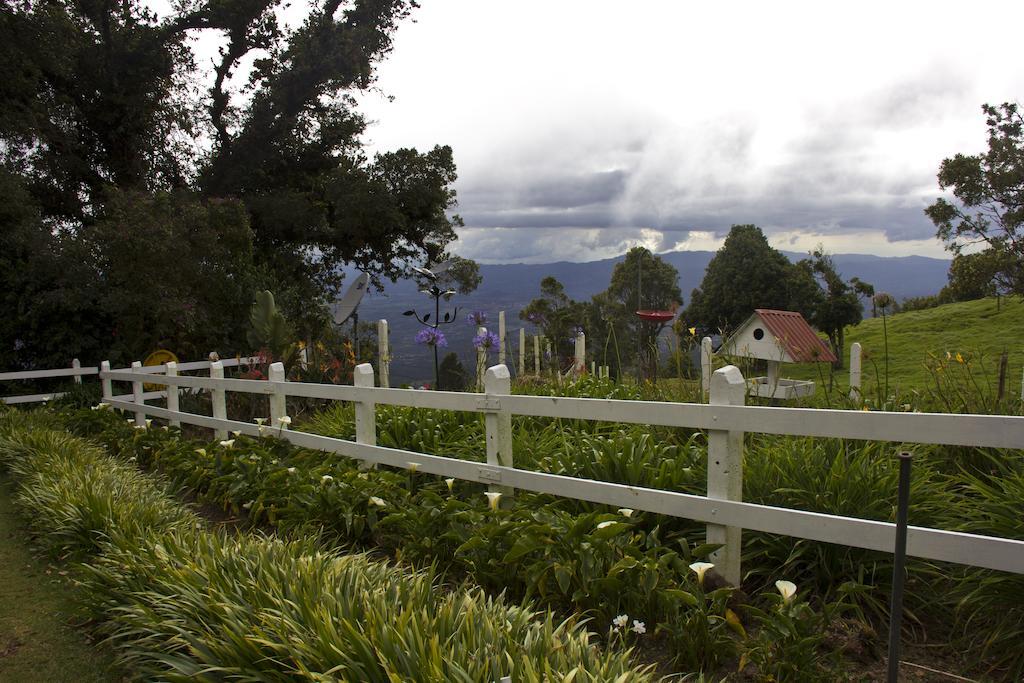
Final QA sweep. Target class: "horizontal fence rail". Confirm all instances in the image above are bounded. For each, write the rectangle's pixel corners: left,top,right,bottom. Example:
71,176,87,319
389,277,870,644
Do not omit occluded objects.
95,359,1024,579
1,356,259,405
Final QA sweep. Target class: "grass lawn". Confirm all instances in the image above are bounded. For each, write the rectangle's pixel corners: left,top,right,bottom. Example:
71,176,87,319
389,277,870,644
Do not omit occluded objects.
735,297,1024,403
0,479,122,683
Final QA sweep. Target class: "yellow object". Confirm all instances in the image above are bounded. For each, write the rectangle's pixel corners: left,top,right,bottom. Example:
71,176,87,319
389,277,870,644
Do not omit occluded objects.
143,349,179,391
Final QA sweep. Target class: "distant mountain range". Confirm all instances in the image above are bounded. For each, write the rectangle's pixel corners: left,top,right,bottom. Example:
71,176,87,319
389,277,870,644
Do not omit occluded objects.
346,251,950,384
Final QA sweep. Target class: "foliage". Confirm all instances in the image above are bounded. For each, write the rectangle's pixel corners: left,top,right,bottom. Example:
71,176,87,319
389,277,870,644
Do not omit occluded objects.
519,276,592,372
1,0,463,367
438,352,468,392
246,290,294,360
925,103,1024,295
684,225,820,333
0,411,653,681
799,248,863,368
941,249,1012,302
592,247,682,379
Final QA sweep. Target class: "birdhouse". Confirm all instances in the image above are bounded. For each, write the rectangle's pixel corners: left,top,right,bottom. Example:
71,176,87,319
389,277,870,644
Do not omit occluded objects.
722,309,837,399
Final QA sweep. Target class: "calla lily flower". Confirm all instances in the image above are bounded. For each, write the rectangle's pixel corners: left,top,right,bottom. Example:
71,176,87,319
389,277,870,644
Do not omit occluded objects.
445,478,455,492
689,561,715,585
618,508,635,518
278,415,292,425
484,491,502,511
775,580,797,601
369,496,386,507
596,521,617,530
406,462,420,472
219,439,235,449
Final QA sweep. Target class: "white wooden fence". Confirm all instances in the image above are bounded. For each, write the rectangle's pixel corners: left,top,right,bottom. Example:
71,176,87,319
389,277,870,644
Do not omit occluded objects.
92,358,1024,585
1,356,259,405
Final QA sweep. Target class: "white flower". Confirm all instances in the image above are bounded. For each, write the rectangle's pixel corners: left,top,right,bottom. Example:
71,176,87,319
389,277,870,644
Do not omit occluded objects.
618,508,635,518
257,425,266,435
242,501,252,510
287,467,296,474
145,419,153,428
254,417,266,426
271,459,278,465
219,439,235,449
321,474,334,484
444,478,456,492
195,448,207,457
231,430,241,437
91,402,110,411
775,580,797,602
689,562,715,585
484,491,502,511
369,496,387,507
406,462,420,472
596,521,617,530
612,614,629,629
134,424,147,430
631,620,646,635
357,472,369,480
126,419,134,425
278,415,292,426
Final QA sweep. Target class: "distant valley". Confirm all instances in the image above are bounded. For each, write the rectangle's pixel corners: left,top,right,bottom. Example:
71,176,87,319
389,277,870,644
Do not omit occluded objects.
347,251,950,384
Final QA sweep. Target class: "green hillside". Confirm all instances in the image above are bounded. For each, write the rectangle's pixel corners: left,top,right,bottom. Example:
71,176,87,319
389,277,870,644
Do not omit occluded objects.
771,297,1023,406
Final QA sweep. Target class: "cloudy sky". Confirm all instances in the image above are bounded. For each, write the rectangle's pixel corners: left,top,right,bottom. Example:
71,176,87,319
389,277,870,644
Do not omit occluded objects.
343,0,1024,264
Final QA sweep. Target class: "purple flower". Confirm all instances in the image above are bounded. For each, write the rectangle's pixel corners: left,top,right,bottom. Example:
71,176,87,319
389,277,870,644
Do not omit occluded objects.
415,328,448,348
473,331,500,351
467,310,488,325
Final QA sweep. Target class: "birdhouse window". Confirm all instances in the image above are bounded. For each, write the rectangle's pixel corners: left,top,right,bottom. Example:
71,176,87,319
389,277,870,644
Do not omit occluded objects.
753,327,765,340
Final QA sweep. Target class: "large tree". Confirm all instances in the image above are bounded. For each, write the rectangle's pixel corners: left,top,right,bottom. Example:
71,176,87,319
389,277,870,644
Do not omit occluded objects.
683,225,819,332
1,0,466,367
799,249,862,368
925,103,1024,295
592,247,681,378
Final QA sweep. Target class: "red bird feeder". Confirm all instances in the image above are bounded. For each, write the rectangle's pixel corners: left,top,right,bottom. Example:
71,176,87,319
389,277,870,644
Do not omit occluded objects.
635,310,676,323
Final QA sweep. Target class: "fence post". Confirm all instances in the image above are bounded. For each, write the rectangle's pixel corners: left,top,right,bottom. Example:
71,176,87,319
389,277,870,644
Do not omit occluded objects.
498,311,506,366
353,362,376,468
701,336,713,400
72,358,82,385
100,361,112,401
483,364,514,501
476,325,487,391
268,362,287,430
165,361,180,428
574,332,586,376
707,365,746,586
534,335,541,375
209,360,227,439
518,328,526,377
378,319,390,388
130,361,146,426
849,342,862,401
299,347,308,371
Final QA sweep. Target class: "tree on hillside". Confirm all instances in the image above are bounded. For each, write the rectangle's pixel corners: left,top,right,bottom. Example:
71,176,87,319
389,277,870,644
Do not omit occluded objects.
938,248,1014,310
0,0,466,366
519,277,592,370
683,225,819,332
925,103,1024,295
592,247,681,379
799,249,863,368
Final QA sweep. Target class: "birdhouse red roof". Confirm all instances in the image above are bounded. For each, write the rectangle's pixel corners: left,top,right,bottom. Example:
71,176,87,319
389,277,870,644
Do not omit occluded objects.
750,309,837,363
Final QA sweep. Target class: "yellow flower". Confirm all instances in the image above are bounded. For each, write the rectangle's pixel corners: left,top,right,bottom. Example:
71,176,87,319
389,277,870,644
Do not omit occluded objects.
688,327,696,336
956,352,964,364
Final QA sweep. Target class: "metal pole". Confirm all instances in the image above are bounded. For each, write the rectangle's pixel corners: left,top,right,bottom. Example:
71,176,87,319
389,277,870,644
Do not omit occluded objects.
887,450,913,683
636,252,642,385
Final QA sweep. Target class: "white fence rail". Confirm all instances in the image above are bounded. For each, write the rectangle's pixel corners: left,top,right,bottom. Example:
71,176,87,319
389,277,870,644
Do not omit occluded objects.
1,356,259,405
94,359,1024,583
